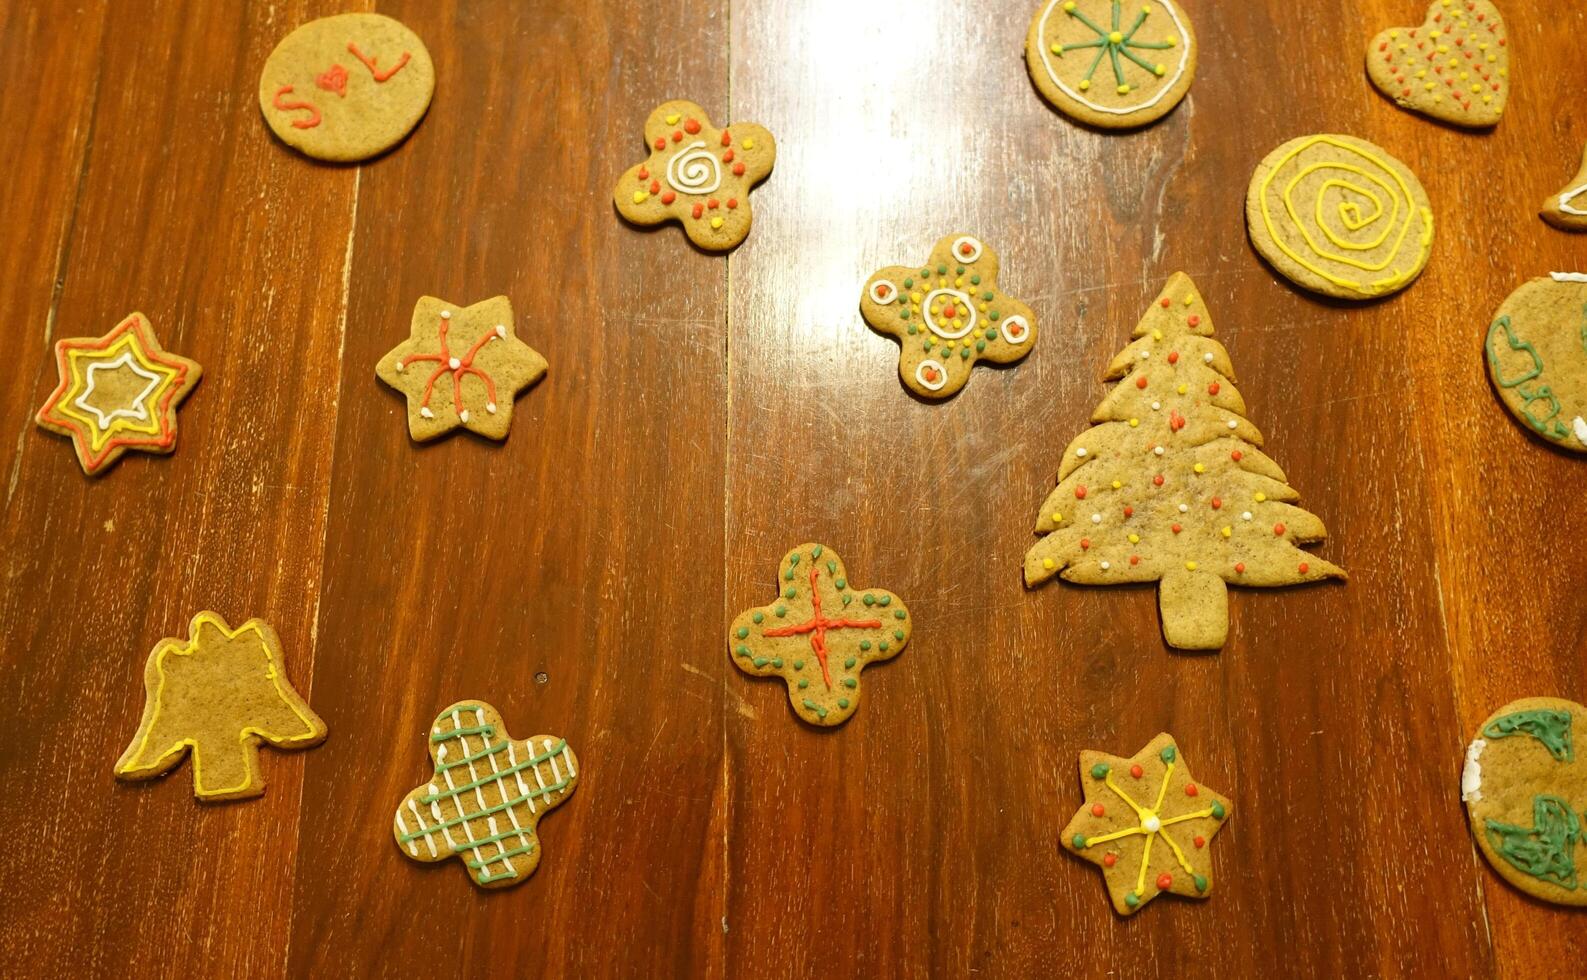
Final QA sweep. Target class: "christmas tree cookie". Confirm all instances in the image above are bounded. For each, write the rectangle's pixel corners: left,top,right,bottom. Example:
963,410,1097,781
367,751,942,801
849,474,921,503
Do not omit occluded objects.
613,100,776,251
1541,142,1587,232
1484,273,1587,454
393,701,578,889
728,544,911,726
114,612,326,802
1025,0,1198,129
1024,273,1345,650
1061,733,1232,915
1367,1,1508,128
861,235,1036,400
1462,698,1587,906
35,312,202,476
1247,134,1434,300
376,295,547,442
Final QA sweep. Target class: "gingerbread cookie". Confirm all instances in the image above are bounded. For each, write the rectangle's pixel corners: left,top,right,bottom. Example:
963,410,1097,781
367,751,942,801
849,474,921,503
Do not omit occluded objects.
393,701,578,889
259,13,435,162
376,295,547,442
1024,274,1345,650
729,544,911,726
114,612,326,802
1025,0,1197,129
861,235,1036,400
1367,1,1508,128
1462,697,1587,906
35,312,202,476
613,100,775,251
1541,142,1587,232
1246,134,1434,300
1484,273,1587,453
1061,733,1231,915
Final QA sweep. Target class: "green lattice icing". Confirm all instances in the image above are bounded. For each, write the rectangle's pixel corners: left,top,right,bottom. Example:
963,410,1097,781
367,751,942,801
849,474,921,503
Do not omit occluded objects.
1486,315,1573,443
1486,795,1581,890
1483,709,1574,762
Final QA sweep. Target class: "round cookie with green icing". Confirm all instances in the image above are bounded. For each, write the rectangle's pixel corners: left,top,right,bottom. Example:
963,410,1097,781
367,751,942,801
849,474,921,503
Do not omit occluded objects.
1462,697,1587,906
1024,0,1198,129
1485,274,1587,454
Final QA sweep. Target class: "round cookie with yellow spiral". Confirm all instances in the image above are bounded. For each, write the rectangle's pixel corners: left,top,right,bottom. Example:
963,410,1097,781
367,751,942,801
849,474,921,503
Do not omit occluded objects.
1245,134,1434,301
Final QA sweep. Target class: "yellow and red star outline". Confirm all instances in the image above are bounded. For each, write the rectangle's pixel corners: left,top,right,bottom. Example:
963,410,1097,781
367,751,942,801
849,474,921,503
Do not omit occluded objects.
35,312,202,476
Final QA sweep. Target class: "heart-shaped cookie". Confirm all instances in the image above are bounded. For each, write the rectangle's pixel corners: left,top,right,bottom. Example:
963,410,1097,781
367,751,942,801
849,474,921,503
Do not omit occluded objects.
1367,1,1508,128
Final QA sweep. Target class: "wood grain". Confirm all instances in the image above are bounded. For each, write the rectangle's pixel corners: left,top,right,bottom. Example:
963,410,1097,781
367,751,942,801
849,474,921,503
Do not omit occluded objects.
0,0,1583,977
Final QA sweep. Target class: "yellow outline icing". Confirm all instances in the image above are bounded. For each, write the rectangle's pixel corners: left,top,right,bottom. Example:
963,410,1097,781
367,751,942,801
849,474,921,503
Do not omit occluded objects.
114,612,325,801
1258,136,1433,295
56,332,181,452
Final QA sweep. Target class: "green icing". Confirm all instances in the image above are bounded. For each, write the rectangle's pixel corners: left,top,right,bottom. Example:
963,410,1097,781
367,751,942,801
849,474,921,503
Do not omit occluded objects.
859,640,871,651
960,348,971,360
735,646,750,657
1091,763,1110,779
976,341,986,352
784,587,796,599
1486,795,1580,889
893,630,904,641
752,657,768,667
793,659,804,670
736,627,748,639
1072,834,1087,848
1160,745,1177,763
1193,874,1208,892
878,595,891,607
878,641,888,652
844,678,857,689
837,698,850,709
835,578,846,589
798,679,809,689
771,658,783,668
1487,315,1572,442
775,605,787,617
1211,802,1226,820
812,545,823,558
752,612,764,624
894,610,907,620
1483,709,1574,762
844,657,856,669
1124,893,1139,908
863,594,875,606
970,274,981,285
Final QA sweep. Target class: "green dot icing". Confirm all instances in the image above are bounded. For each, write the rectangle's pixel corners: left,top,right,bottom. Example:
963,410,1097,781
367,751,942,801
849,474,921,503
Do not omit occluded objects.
1486,795,1581,888
736,627,748,639
976,341,986,352
837,698,850,709
1124,893,1140,908
811,545,822,558
798,679,808,689
834,578,846,590
735,646,750,657
859,640,871,651
982,291,993,301
903,278,913,288
784,567,795,581
1072,834,1087,848
922,340,932,351
971,275,981,285
1091,764,1110,779
878,641,888,652
752,657,768,667
863,594,875,606
878,595,891,607
1193,874,1208,892
1160,745,1177,763
1483,709,1574,762
893,630,904,641
844,657,856,669
844,678,857,689
902,311,912,323
894,610,906,620
956,266,965,275
793,659,804,670
937,264,947,275
842,594,851,606
752,612,764,624
784,587,796,599
775,605,787,617
1211,802,1226,819
960,348,971,359
920,269,930,278
989,310,1000,321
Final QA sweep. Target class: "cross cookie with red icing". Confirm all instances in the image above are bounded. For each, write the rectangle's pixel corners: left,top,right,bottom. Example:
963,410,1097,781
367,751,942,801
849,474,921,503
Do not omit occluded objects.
729,544,911,727
613,100,776,251
376,295,547,442
1366,0,1508,128
862,234,1038,400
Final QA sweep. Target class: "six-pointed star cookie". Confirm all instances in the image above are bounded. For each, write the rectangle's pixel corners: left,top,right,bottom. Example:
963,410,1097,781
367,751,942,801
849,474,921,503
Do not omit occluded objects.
376,295,547,442
393,701,578,889
861,234,1037,400
728,544,911,727
1061,733,1232,915
613,99,776,251
35,312,202,476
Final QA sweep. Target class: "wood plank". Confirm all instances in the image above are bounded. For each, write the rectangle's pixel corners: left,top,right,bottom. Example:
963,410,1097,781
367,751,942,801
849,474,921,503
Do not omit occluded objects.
0,1,360,975
283,1,729,976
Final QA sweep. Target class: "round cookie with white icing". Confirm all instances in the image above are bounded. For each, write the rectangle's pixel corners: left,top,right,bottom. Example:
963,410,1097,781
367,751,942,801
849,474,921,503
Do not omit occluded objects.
1463,697,1587,906
1484,274,1587,454
1025,0,1197,129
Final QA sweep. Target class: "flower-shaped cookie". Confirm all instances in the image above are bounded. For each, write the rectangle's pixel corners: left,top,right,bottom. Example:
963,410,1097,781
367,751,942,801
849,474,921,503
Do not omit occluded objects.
1061,733,1232,915
728,544,911,727
613,100,776,251
861,235,1037,400
393,701,578,889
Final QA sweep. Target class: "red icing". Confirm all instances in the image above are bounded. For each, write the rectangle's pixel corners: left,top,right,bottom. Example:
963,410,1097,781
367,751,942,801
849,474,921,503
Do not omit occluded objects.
1091,804,1105,817
692,203,704,219
1159,298,1171,308
1156,873,1173,890
1187,315,1201,327
1130,764,1143,779
672,130,683,143
726,198,738,209
723,149,735,163
1273,523,1286,536
1210,498,1221,509
661,191,676,205
1129,555,1140,566
708,198,720,210
1299,562,1310,574
1123,506,1133,518
315,64,348,97
1234,562,1246,574
399,313,504,421
1136,376,1148,389
684,118,701,134
721,130,732,146
1230,450,1243,462
1207,382,1220,395
1168,351,1179,365
761,564,884,691
1103,853,1117,867
1075,486,1087,500
650,180,661,194
733,162,746,177
347,42,410,82
1185,783,1198,797
1171,523,1182,534
1080,538,1090,550
637,166,650,180
271,85,321,129
1153,474,1164,486
1194,835,1206,848
654,137,667,150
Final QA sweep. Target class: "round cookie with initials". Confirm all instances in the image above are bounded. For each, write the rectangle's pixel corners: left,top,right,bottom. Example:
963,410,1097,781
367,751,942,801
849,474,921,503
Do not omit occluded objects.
1462,697,1587,906
1484,274,1587,454
259,13,435,162
1025,0,1197,129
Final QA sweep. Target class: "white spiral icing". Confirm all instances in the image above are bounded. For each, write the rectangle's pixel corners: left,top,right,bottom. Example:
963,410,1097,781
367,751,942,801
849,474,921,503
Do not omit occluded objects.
666,141,721,195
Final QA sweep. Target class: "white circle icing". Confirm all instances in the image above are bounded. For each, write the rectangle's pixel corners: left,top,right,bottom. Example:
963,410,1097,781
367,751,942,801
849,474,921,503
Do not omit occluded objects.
915,359,949,391
922,288,977,340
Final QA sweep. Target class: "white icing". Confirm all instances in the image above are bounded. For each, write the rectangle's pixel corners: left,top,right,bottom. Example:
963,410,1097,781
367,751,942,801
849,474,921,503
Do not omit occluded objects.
666,141,722,195
74,350,162,429
448,357,461,369
1100,561,1111,570
868,280,898,305
441,310,452,319
1153,446,1164,455
1574,416,1587,447
915,359,949,391
951,236,983,263
459,409,471,423
1227,420,1238,429
1561,183,1587,217
1203,352,1214,363
494,324,507,339
1091,513,1102,524
1461,738,1485,802
922,288,977,339
1241,511,1252,521
1036,0,1192,116
1000,314,1032,345
1177,503,1188,513
1143,815,1162,833
1549,271,1587,283
420,407,434,419
1076,448,1088,457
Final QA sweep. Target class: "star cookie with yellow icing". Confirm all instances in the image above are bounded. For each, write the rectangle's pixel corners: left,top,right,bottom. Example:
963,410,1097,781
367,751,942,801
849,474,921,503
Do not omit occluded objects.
1060,733,1232,915
613,100,776,251
35,312,202,476
376,295,547,442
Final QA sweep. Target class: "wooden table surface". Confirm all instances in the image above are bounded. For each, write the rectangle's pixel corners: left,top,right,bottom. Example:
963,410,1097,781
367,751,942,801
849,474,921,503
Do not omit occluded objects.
1,0,1583,976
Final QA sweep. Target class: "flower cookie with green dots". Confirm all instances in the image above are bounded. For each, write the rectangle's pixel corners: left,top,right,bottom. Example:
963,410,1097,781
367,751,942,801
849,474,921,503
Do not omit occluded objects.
1061,733,1232,915
1462,697,1587,906
728,544,911,727
861,234,1036,401
1025,0,1198,129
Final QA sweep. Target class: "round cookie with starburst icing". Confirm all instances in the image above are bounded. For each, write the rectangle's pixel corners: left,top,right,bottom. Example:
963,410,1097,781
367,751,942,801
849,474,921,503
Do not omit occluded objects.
1025,0,1197,129
1462,697,1587,906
